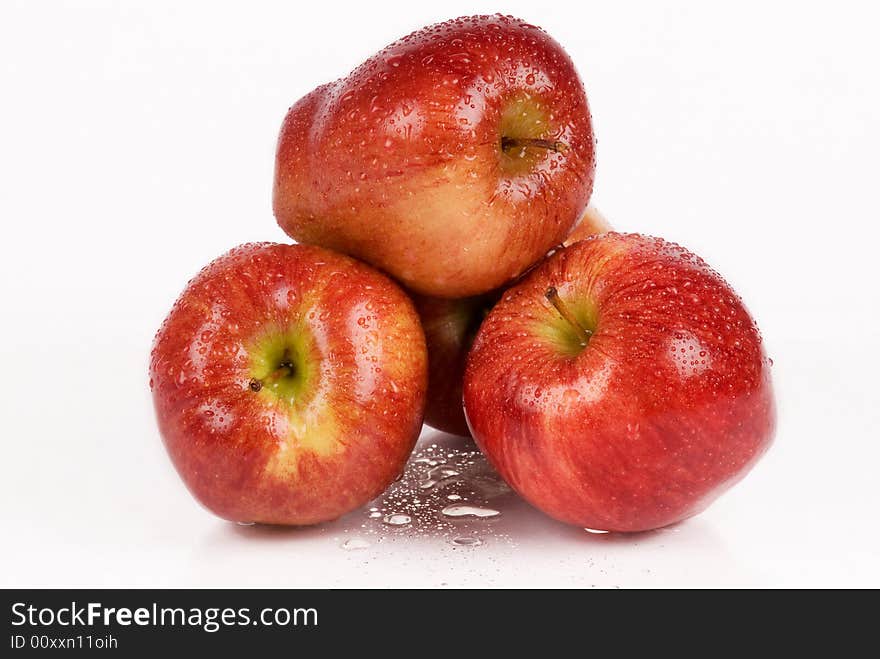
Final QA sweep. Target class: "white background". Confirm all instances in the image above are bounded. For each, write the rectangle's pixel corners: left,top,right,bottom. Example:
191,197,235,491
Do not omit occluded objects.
2,0,878,588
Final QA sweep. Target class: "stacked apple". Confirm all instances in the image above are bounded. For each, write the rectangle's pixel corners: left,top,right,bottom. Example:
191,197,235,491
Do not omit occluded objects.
150,15,775,532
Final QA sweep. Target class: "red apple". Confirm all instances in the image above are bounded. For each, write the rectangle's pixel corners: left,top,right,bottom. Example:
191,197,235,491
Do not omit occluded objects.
149,243,427,525
565,204,612,244
413,204,611,437
412,292,498,436
273,14,595,298
463,233,775,532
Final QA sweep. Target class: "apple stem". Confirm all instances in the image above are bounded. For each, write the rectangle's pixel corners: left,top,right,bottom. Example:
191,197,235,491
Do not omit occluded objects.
265,362,295,383
501,137,568,153
545,287,591,346
248,355,296,392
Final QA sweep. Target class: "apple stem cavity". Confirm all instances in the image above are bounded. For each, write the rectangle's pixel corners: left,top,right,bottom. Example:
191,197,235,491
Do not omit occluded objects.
249,350,297,393
265,361,296,383
545,286,591,347
501,137,568,153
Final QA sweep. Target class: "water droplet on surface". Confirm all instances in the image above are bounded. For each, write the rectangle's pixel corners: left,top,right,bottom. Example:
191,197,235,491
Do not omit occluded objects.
236,521,255,526
584,528,610,534
441,505,500,519
470,475,512,499
446,494,462,501
451,536,483,547
383,513,412,526
413,457,440,466
341,537,371,550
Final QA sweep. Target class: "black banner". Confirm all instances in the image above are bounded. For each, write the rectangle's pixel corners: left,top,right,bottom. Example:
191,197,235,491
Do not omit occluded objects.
1,588,871,652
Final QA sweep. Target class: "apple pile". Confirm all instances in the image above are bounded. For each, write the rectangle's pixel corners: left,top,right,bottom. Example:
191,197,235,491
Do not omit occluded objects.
150,15,775,532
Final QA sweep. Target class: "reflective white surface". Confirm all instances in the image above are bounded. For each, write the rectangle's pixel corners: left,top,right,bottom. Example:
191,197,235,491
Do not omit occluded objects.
1,0,879,587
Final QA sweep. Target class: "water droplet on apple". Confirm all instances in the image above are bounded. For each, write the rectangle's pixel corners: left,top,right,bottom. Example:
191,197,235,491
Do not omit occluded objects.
236,521,255,526
583,528,609,534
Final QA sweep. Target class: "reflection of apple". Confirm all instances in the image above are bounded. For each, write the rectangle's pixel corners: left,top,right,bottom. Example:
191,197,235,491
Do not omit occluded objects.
273,14,595,298
413,292,498,436
150,243,427,525
463,233,776,532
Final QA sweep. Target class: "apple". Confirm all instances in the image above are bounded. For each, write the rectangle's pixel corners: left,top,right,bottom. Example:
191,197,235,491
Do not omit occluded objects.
414,204,611,437
564,204,612,244
412,292,498,436
273,14,596,298
149,243,428,525
463,233,775,532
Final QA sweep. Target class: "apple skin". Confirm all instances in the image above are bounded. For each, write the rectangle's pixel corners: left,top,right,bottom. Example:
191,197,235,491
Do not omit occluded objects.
273,14,595,298
149,243,427,525
564,204,612,244
463,233,775,532
413,204,611,437
412,292,498,436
